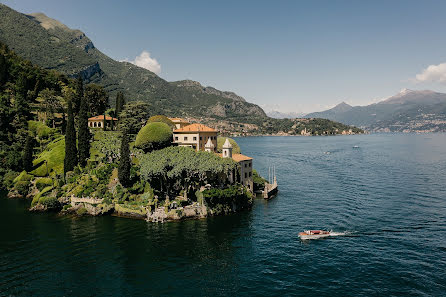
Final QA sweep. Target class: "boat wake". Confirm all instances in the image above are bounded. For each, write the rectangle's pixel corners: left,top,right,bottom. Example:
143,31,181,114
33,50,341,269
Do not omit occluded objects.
328,231,351,237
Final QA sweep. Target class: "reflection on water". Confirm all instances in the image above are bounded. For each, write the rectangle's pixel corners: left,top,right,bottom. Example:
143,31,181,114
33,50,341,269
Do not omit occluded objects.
1,133,446,296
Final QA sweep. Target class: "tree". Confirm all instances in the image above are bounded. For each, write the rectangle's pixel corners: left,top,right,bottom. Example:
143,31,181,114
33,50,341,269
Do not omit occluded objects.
115,91,125,117
0,54,7,86
64,100,78,174
118,129,131,187
22,133,34,172
118,101,151,134
217,137,241,154
14,73,31,122
84,84,108,115
103,110,107,131
77,91,90,167
134,122,172,152
73,76,83,114
37,88,63,128
146,115,175,128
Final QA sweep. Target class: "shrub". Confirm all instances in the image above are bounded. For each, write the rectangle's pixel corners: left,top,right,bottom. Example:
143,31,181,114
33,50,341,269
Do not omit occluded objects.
28,120,56,139
13,171,33,184
134,122,173,151
15,180,30,196
36,178,53,191
253,170,267,192
2,170,19,189
216,137,241,154
202,185,252,214
31,195,40,207
146,115,175,128
39,196,58,208
76,207,87,216
31,137,65,177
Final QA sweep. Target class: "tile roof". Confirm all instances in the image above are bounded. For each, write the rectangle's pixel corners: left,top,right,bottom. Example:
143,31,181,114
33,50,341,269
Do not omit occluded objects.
169,117,189,123
216,153,253,162
174,123,217,133
88,115,118,121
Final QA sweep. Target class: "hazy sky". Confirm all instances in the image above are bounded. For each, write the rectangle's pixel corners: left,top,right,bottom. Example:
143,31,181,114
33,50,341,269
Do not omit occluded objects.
3,0,446,113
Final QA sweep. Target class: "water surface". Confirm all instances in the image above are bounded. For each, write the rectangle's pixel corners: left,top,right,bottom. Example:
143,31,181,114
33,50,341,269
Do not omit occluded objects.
1,134,446,296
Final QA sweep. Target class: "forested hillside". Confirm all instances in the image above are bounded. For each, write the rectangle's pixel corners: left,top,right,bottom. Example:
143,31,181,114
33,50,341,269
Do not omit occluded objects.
0,4,266,120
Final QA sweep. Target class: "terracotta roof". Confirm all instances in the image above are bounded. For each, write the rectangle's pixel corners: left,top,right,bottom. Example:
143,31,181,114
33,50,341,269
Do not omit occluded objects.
88,115,118,121
216,153,253,162
169,117,189,123
174,123,217,133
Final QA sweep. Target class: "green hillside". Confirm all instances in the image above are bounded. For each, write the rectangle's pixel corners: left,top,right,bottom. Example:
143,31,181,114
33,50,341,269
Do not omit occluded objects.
0,4,266,119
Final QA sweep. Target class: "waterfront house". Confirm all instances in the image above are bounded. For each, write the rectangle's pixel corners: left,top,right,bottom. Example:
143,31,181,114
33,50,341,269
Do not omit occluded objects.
88,115,118,130
173,123,218,151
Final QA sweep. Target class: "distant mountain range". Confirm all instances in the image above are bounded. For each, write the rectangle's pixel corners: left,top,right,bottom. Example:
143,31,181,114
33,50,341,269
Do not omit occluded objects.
266,111,305,119
305,89,446,132
0,4,265,120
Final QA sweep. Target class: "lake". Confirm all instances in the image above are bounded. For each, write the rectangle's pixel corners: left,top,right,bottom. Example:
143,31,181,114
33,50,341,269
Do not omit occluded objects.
1,134,446,296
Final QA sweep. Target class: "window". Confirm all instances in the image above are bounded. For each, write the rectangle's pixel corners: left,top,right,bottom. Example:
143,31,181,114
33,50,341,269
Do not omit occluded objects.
184,136,188,141
249,163,252,167
244,172,248,178
193,137,197,141
249,172,252,177
200,136,202,140
175,137,178,141
244,163,247,168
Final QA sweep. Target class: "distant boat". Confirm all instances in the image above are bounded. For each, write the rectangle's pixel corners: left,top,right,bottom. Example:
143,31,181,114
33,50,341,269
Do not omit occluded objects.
353,145,359,148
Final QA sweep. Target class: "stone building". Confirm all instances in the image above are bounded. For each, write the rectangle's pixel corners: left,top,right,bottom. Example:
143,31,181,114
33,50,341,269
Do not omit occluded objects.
220,138,253,193
173,123,217,151
88,115,118,130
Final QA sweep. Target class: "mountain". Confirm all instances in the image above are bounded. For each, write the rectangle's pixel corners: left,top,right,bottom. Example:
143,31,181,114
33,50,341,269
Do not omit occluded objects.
266,111,305,119
0,4,266,119
305,89,446,132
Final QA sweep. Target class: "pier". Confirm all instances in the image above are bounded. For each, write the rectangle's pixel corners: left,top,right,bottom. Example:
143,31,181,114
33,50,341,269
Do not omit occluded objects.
262,165,278,199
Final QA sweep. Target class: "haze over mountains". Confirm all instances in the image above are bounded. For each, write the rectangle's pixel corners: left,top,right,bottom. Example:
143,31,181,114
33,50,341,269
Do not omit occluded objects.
0,4,265,120
306,89,446,132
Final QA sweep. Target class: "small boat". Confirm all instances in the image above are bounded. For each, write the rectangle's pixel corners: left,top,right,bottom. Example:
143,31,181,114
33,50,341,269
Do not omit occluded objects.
299,230,331,240
353,145,359,148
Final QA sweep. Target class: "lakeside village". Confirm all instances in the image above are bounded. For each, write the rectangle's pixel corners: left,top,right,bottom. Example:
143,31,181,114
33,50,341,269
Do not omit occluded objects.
6,82,273,221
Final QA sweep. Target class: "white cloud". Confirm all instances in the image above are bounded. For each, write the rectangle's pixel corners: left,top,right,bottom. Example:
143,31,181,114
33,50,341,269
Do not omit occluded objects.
413,62,446,83
122,50,161,74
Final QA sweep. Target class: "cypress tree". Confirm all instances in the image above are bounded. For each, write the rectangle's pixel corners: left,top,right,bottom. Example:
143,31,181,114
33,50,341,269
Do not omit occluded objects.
118,129,131,187
77,92,90,167
0,54,7,86
115,91,125,118
103,110,107,131
74,76,83,114
23,133,34,172
64,100,78,174
15,73,30,121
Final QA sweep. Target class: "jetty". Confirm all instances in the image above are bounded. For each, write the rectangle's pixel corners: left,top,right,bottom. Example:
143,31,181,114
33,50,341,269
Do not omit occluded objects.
262,165,278,199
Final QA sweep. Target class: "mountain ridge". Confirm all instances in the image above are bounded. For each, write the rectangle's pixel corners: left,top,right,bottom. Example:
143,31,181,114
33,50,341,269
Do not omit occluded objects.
305,89,446,132
0,4,265,119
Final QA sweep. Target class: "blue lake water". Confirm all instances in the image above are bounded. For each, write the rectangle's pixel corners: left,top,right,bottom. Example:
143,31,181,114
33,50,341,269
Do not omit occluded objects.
1,134,446,296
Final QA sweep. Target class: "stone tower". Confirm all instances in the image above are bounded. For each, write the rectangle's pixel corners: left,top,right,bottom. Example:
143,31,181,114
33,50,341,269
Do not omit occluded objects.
205,137,215,152
222,138,233,158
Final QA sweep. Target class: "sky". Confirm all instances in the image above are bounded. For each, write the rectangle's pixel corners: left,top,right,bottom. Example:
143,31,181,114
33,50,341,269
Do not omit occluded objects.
3,0,446,113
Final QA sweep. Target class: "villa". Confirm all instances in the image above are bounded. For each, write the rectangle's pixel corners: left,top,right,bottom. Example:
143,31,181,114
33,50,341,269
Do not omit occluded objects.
88,115,118,130
172,121,254,192
173,123,218,151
